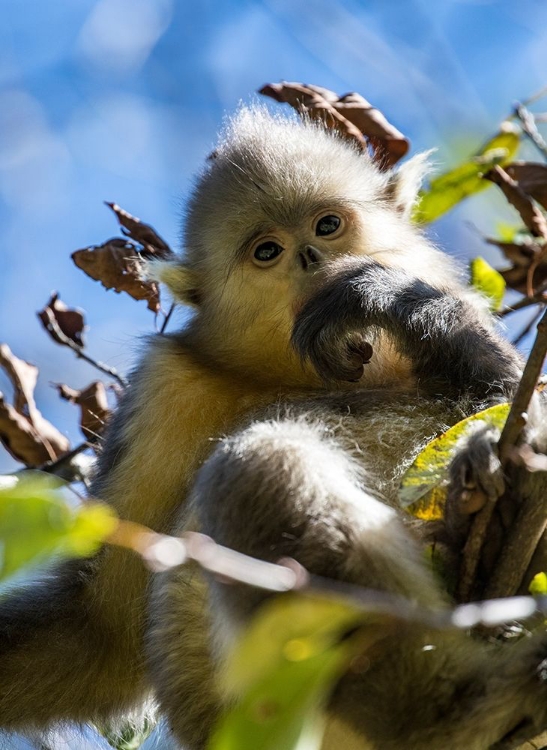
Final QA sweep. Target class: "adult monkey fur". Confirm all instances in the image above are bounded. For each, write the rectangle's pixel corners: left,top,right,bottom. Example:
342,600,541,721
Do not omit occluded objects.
2,107,547,749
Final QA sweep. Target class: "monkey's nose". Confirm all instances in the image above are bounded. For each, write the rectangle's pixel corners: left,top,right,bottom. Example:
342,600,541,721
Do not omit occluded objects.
298,245,323,271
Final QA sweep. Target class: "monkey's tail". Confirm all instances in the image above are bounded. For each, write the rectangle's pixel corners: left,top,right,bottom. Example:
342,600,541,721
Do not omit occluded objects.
0,557,146,731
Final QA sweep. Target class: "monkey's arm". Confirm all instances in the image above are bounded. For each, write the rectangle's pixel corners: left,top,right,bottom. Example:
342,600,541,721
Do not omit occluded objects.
292,257,521,397
152,415,547,750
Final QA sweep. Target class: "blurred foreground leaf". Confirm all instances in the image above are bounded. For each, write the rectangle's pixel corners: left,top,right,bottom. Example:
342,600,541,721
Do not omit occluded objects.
414,125,520,223
0,472,117,585
399,403,510,520
529,572,547,596
469,256,506,311
208,593,381,750
98,715,156,750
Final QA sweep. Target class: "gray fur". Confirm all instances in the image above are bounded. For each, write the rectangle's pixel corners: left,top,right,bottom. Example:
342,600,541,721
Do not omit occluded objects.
149,396,547,749
2,106,547,749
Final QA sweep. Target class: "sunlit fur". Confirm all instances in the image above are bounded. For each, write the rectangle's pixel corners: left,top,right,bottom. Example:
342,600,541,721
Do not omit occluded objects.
153,107,471,388
2,107,547,750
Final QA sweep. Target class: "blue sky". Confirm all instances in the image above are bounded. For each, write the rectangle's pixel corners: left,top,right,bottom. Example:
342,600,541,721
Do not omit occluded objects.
1,0,547,475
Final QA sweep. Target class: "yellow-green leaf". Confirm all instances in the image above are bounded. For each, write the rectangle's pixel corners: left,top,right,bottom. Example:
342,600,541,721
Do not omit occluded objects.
469,256,506,311
97,715,156,750
399,403,510,520
413,124,520,224
529,572,547,596
208,593,377,750
0,471,118,585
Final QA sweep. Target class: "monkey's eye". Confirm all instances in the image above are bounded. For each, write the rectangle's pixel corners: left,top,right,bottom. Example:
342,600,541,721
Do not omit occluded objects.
253,241,284,265
315,214,342,237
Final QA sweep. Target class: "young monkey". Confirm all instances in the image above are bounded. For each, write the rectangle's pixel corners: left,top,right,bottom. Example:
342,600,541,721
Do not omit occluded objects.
1,107,547,749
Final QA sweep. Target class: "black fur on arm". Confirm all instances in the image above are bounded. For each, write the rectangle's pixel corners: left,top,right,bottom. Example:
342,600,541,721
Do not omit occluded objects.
292,257,522,399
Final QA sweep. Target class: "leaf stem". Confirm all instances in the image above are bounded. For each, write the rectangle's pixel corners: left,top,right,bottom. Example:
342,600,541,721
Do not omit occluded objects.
41,307,128,388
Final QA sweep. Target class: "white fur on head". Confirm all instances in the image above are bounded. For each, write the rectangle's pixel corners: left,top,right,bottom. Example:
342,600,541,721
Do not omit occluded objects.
146,259,201,306
385,150,434,219
153,107,444,308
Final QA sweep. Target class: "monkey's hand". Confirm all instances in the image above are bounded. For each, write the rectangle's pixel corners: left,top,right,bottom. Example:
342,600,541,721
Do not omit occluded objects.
291,259,383,382
292,256,521,395
297,323,374,383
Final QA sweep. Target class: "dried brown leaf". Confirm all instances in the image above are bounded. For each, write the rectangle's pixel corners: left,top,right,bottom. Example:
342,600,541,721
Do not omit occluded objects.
37,293,86,347
500,264,547,294
259,81,409,167
484,166,547,239
0,396,69,465
105,202,174,259
260,81,366,149
56,381,111,441
72,239,160,312
505,162,547,210
484,166,547,297
329,91,409,167
0,345,70,465
0,343,39,420
485,238,539,267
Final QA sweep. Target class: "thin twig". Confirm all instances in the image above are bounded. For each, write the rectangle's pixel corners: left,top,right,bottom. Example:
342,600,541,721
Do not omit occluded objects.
484,481,547,599
514,103,547,162
483,166,547,239
106,523,546,632
458,506,495,602
499,287,547,317
521,86,547,108
160,302,175,334
483,166,547,297
36,441,91,473
42,307,128,388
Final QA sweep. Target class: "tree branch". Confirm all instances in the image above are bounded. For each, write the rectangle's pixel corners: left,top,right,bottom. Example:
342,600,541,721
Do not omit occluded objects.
483,166,547,239
514,103,547,162
484,166,547,298
459,309,547,602
41,307,128,388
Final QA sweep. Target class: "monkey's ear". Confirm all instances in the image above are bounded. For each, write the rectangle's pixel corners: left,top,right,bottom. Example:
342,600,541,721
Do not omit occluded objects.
146,260,202,307
384,151,433,219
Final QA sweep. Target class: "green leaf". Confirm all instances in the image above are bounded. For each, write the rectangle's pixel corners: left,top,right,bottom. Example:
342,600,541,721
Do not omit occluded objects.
469,256,506,311
97,716,156,750
208,593,375,750
413,124,520,223
399,403,510,520
529,572,547,596
0,471,118,585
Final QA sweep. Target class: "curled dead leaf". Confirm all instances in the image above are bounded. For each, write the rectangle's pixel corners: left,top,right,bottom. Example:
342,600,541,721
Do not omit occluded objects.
486,238,540,268
72,239,160,312
484,166,547,239
56,381,110,441
0,343,39,418
0,395,68,465
328,91,409,167
37,293,86,347
105,203,174,259
500,263,547,295
506,162,547,210
259,81,409,167
260,81,367,149
0,345,70,465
